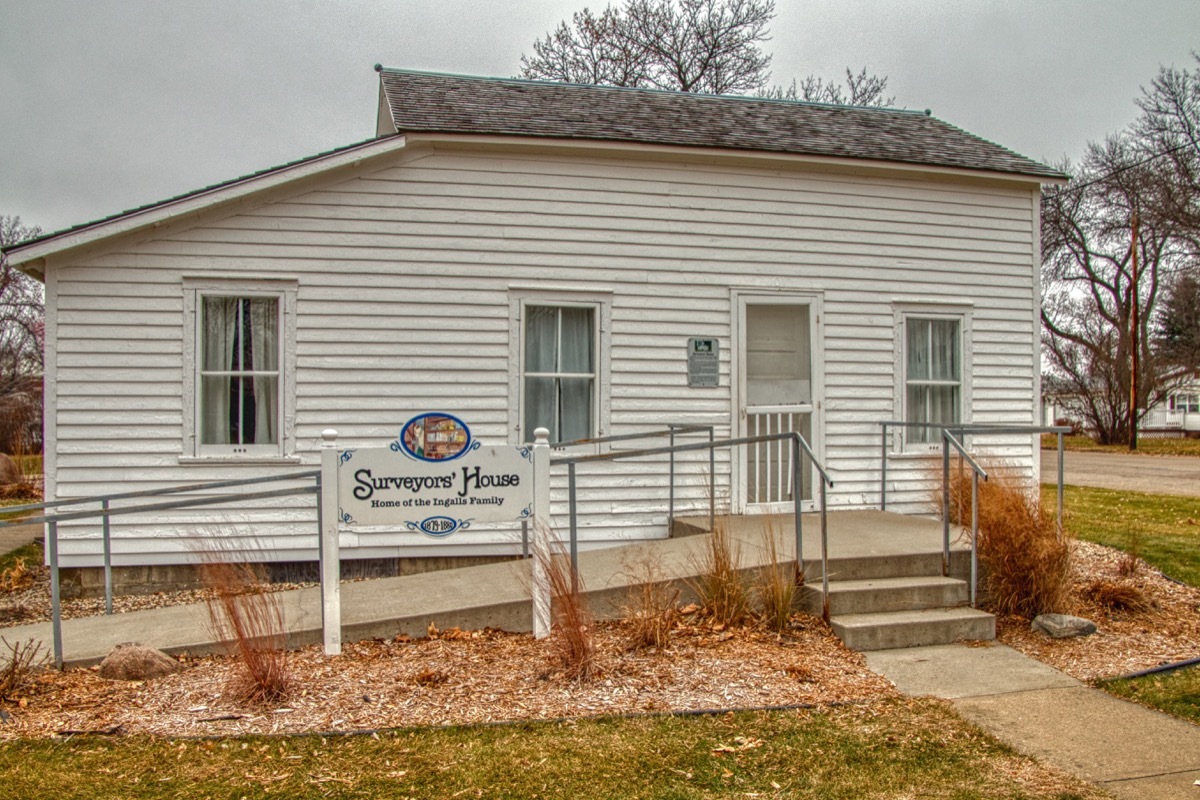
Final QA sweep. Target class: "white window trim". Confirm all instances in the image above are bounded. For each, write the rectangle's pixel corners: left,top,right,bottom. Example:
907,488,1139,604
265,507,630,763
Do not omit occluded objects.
508,288,612,445
181,278,298,462
893,303,973,454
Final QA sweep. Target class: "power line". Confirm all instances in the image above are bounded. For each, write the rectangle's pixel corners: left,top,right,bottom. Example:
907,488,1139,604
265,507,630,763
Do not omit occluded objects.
1046,141,1193,198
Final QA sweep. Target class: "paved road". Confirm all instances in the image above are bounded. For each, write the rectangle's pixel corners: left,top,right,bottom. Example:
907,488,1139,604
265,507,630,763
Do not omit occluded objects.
1041,449,1200,497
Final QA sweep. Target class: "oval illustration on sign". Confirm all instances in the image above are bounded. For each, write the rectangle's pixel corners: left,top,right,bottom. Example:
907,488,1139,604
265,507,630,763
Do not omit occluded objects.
399,413,472,462
418,516,459,536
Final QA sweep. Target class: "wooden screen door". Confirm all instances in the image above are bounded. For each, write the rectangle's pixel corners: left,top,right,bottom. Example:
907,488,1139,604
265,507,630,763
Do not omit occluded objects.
736,298,816,513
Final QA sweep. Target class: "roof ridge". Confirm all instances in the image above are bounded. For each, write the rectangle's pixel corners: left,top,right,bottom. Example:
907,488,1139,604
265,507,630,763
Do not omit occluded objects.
374,65,930,117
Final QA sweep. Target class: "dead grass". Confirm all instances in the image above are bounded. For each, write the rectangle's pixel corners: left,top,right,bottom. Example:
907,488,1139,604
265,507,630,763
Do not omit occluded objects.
0,637,47,701
197,558,291,705
619,547,680,650
1083,578,1153,614
942,465,1071,618
753,520,797,633
541,546,597,681
688,515,751,628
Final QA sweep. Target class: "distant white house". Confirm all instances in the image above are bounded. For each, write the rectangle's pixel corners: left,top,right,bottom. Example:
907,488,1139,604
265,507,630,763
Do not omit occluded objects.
3,69,1066,570
1041,377,1200,438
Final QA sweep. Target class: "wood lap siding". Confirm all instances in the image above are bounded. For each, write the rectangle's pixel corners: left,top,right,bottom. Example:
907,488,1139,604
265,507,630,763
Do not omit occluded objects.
48,147,1038,566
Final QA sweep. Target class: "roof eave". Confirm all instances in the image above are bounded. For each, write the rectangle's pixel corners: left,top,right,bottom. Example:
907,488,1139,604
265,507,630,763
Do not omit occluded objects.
4,135,410,270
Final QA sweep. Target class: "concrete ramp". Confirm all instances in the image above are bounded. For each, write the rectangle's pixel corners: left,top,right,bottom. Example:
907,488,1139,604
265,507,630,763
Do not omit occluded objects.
4,510,962,666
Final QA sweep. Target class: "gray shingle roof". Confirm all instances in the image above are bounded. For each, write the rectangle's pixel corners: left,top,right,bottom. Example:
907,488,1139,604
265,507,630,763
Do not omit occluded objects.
379,68,1064,180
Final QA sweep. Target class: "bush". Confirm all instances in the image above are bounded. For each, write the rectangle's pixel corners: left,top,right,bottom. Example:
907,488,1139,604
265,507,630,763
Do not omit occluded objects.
198,557,291,705
688,516,751,628
1084,579,1152,614
620,548,680,651
540,546,597,681
753,519,797,633
943,465,1070,618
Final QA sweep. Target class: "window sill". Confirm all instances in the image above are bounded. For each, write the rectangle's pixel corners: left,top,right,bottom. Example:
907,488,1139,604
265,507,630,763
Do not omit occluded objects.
178,455,304,466
886,448,946,459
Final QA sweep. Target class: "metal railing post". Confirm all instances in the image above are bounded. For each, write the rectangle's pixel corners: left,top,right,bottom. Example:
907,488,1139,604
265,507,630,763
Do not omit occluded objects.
1056,431,1065,536
708,427,715,531
668,426,676,532
971,471,979,607
820,477,829,622
941,435,951,577
791,435,803,578
102,499,112,615
48,520,62,670
880,422,888,510
568,461,579,594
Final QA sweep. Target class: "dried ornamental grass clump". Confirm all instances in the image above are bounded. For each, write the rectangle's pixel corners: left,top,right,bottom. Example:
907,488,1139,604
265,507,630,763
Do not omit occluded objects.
620,548,680,651
942,464,1071,619
688,515,751,628
753,519,797,633
1084,579,1152,614
197,557,292,705
540,545,597,681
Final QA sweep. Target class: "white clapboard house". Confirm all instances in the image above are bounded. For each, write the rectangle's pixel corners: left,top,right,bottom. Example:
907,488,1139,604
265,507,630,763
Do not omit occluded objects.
5,69,1066,575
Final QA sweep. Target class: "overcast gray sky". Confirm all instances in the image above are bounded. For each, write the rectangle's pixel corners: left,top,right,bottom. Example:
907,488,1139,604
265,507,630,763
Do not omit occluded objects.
2,0,1198,234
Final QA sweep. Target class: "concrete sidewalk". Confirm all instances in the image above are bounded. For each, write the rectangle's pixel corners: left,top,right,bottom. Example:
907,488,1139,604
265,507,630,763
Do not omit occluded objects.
868,643,1200,799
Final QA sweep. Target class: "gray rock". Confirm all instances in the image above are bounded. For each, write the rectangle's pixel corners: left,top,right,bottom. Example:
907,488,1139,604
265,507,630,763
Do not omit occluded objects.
1031,613,1098,639
97,642,182,681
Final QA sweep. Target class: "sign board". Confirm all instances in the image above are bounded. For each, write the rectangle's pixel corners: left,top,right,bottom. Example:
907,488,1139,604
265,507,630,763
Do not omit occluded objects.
336,414,533,535
687,337,719,387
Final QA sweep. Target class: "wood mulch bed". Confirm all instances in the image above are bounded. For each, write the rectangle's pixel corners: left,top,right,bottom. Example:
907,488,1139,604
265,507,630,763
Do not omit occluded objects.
1,536,1197,740
0,615,896,740
995,539,1200,682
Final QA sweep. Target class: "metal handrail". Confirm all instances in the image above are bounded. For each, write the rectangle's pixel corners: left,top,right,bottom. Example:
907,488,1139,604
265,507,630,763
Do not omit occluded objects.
0,471,321,670
0,469,321,516
548,424,717,533
943,430,987,606
553,431,835,618
879,421,1070,532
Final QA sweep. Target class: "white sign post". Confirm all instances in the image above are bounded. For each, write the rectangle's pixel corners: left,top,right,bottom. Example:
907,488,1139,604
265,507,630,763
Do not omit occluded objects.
319,429,342,656
531,427,552,639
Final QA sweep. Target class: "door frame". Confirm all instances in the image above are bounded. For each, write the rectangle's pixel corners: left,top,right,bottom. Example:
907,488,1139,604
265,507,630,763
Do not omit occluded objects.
730,290,825,514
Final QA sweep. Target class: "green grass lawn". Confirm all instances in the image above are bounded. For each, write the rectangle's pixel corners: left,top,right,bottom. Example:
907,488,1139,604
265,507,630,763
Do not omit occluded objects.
1099,666,1200,726
0,701,1104,799
1041,434,1200,457
1045,484,1200,587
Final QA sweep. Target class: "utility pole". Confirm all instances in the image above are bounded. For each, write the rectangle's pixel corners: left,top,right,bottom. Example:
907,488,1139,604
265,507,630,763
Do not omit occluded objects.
1129,209,1140,451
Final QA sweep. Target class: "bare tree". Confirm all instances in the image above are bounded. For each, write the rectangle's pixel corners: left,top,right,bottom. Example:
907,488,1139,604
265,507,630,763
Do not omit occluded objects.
760,67,894,107
1133,53,1200,247
1041,138,1192,444
521,0,889,105
0,216,44,453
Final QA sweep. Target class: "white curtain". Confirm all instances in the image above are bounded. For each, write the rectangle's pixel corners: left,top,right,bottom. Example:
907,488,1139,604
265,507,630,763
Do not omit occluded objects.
907,319,960,443
200,297,278,446
523,305,594,441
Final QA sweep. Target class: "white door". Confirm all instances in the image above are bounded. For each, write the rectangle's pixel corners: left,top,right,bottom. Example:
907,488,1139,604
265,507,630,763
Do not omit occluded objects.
736,298,817,513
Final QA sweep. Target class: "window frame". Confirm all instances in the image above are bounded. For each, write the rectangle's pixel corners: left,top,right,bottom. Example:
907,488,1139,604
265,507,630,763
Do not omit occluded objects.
181,278,298,461
508,289,611,445
893,304,972,453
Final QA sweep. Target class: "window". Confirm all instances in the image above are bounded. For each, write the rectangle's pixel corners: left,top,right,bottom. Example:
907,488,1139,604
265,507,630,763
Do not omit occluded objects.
904,316,963,445
523,305,596,442
183,280,296,459
1172,393,1200,413
200,296,280,452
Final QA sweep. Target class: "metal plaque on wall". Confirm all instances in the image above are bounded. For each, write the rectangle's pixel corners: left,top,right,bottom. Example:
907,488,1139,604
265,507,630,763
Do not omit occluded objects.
687,338,719,387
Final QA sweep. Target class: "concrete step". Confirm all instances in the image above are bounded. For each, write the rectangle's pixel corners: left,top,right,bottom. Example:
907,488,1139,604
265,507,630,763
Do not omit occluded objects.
805,575,968,616
831,607,995,651
806,549,974,583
